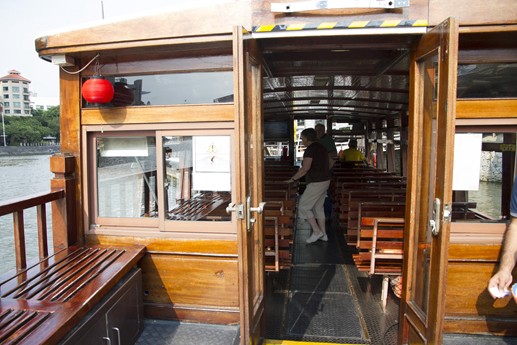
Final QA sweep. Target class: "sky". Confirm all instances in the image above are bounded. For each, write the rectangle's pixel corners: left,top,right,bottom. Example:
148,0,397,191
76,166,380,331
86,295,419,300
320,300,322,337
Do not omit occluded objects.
1,0,234,99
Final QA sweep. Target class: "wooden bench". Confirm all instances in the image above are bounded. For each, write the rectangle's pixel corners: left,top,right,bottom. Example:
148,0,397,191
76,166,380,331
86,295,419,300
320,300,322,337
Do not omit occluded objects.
353,216,405,311
263,200,296,271
0,244,145,345
263,165,299,271
0,154,146,344
338,188,406,243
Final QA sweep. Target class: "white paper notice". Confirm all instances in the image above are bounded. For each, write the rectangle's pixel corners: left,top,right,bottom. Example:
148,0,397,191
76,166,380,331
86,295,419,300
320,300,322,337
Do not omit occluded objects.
452,133,482,191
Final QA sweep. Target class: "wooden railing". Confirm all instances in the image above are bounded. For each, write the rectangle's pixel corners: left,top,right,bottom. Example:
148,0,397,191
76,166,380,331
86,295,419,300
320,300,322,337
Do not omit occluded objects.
0,154,77,272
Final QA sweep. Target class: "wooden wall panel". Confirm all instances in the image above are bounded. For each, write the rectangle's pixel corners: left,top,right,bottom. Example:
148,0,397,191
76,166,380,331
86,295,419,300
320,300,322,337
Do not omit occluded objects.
456,99,517,119
81,104,234,126
140,254,239,307
86,234,240,323
430,0,517,26
445,242,517,336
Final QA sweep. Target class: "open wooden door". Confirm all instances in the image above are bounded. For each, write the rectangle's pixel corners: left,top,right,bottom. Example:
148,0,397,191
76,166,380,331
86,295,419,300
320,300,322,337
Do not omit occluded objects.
400,18,458,344
233,27,266,345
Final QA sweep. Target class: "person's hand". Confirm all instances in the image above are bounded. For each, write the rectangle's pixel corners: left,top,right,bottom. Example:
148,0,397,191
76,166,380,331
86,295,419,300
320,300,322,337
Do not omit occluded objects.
285,178,295,184
488,270,513,298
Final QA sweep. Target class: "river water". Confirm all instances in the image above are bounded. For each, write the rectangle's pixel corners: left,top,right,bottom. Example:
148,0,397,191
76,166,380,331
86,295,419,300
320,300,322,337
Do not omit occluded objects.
0,155,53,274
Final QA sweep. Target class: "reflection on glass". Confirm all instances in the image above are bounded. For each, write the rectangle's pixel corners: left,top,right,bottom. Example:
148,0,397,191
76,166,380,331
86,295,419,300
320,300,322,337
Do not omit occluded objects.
452,132,515,221
97,136,157,218
83,71,234,108
411,54,439,318
264,141,290,161
163,135,231,222
458,63,517,98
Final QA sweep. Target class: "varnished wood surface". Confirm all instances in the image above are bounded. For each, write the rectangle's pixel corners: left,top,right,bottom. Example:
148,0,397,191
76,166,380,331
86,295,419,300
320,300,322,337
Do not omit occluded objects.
87,235,240,322
81,104,234,125
140,254,239,307
87,235,238,256
456,99,517,119
144,303,240,324
445,240,517,335
429,0,517,26
0,244,145,344
444,319,517,336
36,2,250,55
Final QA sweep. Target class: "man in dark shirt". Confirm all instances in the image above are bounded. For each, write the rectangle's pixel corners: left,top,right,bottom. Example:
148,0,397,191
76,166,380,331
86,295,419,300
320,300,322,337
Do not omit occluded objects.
286,128,331,243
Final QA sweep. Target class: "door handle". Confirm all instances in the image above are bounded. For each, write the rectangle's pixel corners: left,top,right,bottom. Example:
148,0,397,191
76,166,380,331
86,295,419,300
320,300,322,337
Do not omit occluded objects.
429,198,441,236
246,196,266,231
250,202,266,214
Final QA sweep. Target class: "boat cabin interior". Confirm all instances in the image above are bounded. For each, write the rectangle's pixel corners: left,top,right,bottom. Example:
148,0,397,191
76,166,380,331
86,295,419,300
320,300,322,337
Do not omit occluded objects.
0,1,515,344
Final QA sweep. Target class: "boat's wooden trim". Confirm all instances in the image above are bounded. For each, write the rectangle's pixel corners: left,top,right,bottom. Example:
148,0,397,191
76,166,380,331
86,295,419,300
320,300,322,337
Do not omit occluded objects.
456,99,517,119
81,104,234,125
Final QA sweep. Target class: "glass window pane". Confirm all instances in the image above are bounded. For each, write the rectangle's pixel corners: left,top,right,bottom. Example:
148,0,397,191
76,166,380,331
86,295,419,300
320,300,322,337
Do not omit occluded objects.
457,63,517,98
163,135,231,222
96,136,157,218
83,71,233,107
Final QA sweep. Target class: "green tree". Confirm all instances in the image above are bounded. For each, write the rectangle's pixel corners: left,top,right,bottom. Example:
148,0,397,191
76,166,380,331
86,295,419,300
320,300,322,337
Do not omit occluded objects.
4,106,60,145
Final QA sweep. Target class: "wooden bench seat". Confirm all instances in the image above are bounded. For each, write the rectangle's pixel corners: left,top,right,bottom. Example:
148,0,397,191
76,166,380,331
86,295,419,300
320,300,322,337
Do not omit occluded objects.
263,200,296,271
353,216,405,311
0,244,145,345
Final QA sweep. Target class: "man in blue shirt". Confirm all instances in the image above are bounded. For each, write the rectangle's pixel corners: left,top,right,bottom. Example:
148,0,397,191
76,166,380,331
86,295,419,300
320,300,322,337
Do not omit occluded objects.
488,176,517,302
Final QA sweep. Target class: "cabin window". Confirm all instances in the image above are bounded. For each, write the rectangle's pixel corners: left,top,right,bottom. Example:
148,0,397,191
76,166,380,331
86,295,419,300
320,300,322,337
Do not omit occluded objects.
452,129,516,222
87,125,235,234
457,63,517,98
96,135,158,219
162,135,232,223
82,71,233,108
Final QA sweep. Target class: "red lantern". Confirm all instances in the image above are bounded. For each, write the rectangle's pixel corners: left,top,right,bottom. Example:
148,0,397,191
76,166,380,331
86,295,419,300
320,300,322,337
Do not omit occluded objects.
82,76,114,104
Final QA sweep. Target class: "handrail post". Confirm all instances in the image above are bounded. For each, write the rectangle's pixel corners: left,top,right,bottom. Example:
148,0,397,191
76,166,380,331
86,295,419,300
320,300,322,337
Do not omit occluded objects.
50,153,77,251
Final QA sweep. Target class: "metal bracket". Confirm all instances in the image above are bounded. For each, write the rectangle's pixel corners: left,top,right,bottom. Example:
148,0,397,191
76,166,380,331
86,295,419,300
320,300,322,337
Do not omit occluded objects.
429,198,441,237
271,0,410,13
226,202,244,219
442,203,452,223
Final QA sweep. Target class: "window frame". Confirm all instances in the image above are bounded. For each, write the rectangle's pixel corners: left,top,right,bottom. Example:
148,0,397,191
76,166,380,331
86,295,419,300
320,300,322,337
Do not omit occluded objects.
83,122,237,238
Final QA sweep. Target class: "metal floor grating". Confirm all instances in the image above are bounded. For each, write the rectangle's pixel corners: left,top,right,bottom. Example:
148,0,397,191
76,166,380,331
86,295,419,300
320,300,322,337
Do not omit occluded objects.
135,319,240,345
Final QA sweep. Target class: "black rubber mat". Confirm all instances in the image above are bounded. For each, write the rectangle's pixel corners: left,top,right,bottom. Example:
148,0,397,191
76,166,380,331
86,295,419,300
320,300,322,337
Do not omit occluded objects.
293,228,345,265
290,265,350,294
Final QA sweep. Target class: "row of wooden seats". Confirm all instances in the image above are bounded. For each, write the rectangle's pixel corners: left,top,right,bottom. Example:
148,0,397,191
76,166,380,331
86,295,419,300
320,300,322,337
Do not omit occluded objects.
263,164,299,271
330,168,407,310
353,214,405,311
341,191,406,246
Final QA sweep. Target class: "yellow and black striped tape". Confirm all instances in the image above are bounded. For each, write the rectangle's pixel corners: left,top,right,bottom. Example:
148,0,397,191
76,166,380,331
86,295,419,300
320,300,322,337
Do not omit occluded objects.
253,19,428,32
